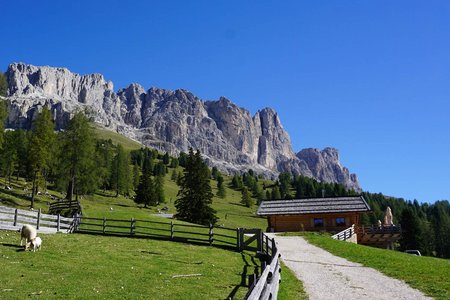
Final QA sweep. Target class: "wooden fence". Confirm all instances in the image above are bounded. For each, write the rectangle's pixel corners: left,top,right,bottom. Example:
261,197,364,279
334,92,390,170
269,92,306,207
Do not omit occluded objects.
73,216,238,250
48,199,81,215
331,224,356,243
0,205,75,233
244,231,281,300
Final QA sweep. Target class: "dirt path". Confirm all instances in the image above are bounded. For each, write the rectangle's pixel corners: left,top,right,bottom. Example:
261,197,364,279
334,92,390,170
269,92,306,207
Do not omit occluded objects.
270,235,431,300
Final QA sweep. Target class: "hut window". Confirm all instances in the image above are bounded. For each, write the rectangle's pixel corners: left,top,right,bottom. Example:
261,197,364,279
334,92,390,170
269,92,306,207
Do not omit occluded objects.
314,218,324,227
336,217,346,226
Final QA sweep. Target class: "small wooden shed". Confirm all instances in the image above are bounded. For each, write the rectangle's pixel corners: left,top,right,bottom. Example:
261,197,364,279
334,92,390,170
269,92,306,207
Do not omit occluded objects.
257,196,371,232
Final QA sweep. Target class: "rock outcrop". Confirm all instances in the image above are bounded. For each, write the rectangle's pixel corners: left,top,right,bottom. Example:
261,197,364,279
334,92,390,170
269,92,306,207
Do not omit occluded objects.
297,148,360,192
4,63,361,191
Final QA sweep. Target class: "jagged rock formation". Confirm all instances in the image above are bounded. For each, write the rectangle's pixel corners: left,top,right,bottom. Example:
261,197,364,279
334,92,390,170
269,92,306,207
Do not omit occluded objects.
4,63,361,191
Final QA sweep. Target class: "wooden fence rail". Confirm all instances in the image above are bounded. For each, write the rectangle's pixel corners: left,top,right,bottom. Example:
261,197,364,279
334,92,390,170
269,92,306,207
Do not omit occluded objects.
73,216,237,249
331,224,356,242
244,232,281,300
0,205,75,233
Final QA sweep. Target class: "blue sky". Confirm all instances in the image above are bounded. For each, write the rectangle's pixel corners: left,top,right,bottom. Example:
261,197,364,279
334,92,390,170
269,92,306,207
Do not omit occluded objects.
1,1,449,202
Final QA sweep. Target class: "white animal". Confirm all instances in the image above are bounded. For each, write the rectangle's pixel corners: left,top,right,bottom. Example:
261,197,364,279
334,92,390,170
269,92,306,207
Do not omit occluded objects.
20,224,37,250
31,237,42,252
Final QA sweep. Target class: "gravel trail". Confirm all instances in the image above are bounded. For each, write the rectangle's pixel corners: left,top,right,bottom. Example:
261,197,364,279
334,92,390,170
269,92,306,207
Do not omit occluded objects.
271,235,431,300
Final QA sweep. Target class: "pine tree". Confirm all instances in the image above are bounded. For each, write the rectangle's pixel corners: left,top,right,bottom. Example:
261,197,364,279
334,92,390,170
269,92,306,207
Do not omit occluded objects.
211,166,219,180
170,157,179,168
271,186,281,200
241,187,253,208
58,111,96,202
28,108,55,208
111,144,130,196
154,175,165,204
134,155,155,208
132,163,140,190
162,152,170,165
95,139,114,191
0,72,7,97
175,149,217,225
217,174,226,198
278,172,292,199
0,131,18,186
0,99,8,148
171,168,178,181
399,207,423,251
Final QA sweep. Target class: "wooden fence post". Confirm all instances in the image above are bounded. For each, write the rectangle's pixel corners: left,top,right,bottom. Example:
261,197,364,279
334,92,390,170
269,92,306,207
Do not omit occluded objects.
36,209,41,230
265,235,269,255
170,221,174,240
130,218,135,236
13,209,18,226
102,217,106,234
57,214,61,232
271,238,276,258
238,228,244,251
257,229,262,253
209,223,213,246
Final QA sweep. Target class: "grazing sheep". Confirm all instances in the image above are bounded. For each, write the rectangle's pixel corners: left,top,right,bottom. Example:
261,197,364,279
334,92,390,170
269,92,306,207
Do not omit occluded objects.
20,224,37,250
31,237,42,252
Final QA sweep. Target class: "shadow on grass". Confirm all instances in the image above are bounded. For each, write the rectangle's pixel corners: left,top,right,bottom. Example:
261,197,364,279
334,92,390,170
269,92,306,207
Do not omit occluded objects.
226,252,260,299
0,189,32,207
1,243,25,252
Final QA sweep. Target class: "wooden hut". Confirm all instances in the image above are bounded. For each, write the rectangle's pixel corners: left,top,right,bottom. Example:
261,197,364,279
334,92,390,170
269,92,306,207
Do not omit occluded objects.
257,196,371,232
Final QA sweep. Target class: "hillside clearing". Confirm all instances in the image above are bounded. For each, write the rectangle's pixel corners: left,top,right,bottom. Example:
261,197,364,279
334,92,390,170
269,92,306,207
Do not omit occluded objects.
0,230,256,299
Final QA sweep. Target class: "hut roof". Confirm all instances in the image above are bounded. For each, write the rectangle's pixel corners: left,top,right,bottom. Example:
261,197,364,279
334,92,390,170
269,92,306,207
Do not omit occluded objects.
257,196,371,216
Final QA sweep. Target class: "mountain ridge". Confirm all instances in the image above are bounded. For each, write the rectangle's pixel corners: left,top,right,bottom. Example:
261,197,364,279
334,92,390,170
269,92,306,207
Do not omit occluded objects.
4,62,361,191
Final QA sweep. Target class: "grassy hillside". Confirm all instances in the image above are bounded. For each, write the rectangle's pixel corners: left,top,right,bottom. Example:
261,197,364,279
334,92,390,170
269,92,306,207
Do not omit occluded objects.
0,130,305,299
94,126,142,151
303,233,450,300
0,230,256,299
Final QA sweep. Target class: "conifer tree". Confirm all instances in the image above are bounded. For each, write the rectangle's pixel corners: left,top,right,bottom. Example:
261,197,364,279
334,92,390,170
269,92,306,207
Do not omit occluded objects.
0,99,8,148
271,186,281,200
0,72,7,97
58,111,96,202
132,163,140,190
28,108,55,208
95,139,114,191
154,175,165,204
1,131,18,185
175,148,217,225
171,168,178,181
162,152,170,165
241,187,253,208
217,174,226,198
134,155,155,208
111,144,130,196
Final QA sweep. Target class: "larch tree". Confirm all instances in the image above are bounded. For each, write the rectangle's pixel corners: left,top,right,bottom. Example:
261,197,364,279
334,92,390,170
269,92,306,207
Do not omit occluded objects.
175,148,217,225
110,144,130,197
0,72,7,97
28,108,55,208
217,174,226,198
241,187,253,208
58,111,96,203
134,155,155,208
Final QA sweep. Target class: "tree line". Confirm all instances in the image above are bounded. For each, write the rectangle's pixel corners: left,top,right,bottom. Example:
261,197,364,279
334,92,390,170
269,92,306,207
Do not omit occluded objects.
230,168,450,259
0,103,218,226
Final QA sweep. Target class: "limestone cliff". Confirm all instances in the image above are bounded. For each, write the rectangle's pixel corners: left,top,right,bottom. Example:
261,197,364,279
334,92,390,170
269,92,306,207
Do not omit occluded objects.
4,63,361,190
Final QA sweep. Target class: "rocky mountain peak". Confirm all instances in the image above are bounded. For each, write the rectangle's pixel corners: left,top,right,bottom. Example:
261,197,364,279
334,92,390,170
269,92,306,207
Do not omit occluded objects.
296,148,360,191
4,63,361,191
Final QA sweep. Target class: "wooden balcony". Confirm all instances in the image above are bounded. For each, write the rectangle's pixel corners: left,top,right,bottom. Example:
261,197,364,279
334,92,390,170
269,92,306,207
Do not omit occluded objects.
356,225,402,249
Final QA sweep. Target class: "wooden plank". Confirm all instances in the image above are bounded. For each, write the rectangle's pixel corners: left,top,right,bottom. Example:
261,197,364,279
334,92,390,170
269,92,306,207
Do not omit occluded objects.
16,210,39,218
174,230,210,237
0,206,17,213
0,213,15,222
